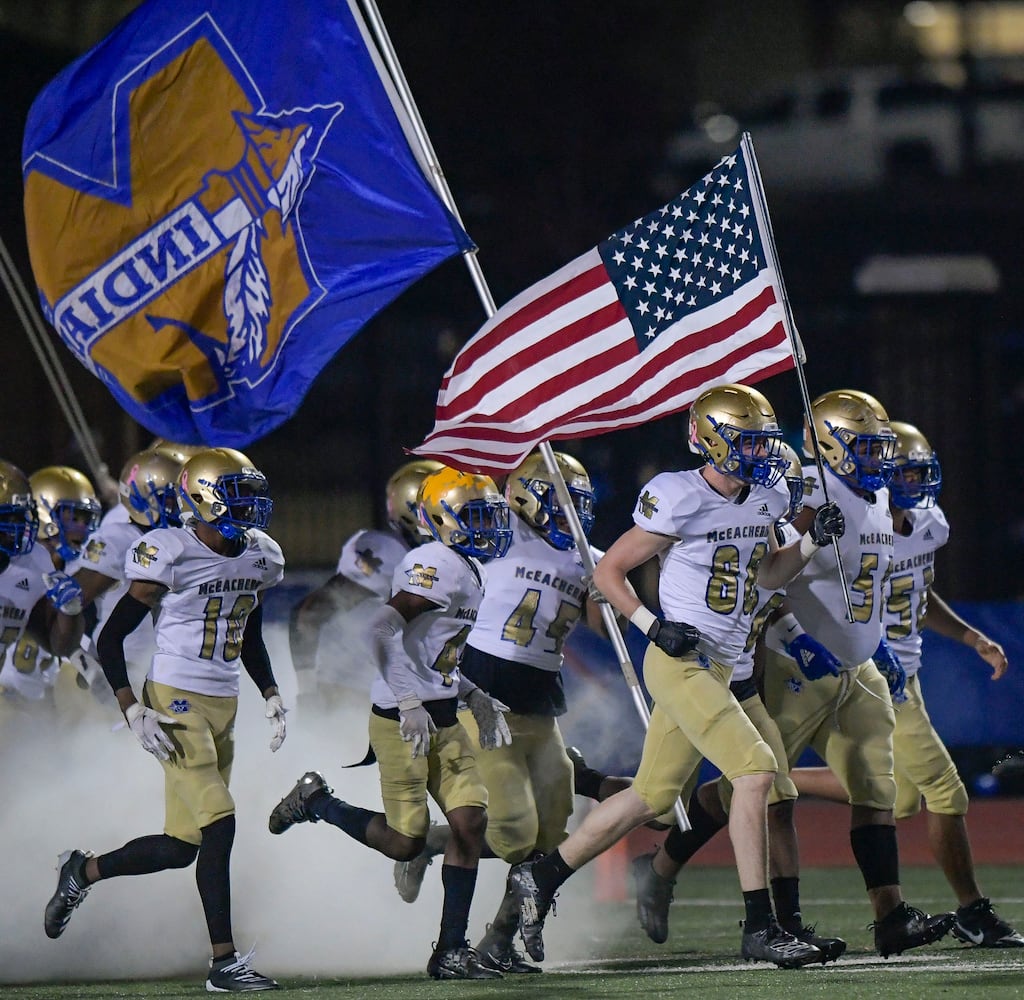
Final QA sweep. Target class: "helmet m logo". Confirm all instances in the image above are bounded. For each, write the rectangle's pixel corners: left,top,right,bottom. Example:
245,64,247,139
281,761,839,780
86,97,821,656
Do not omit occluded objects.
24,16,341,417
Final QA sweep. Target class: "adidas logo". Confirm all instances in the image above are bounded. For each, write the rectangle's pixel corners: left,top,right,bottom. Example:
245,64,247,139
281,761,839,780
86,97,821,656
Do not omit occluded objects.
923,529,934,540
15,578,30,591
757,503,771,517
253,558,267,570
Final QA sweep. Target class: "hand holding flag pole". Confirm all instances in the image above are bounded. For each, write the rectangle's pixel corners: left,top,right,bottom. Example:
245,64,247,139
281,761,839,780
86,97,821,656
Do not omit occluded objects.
741,134,855,623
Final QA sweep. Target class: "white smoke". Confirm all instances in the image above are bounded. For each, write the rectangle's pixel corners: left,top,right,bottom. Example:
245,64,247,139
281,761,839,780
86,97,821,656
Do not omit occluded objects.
0,619,644,984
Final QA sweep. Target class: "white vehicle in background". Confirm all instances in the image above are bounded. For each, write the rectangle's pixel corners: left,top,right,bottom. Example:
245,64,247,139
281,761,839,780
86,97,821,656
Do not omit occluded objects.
666,63,1024,191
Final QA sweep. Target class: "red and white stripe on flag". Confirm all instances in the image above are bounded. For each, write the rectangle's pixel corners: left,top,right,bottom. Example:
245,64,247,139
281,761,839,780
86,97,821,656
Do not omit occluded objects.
414,145,796,476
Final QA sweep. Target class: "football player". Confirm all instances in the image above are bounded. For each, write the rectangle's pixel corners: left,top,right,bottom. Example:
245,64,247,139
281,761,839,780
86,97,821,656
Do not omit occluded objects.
0,466,99,713
288,458,442,705
43,447,286,993
507,384,844,969
789,420,1021,947
268,466,514,980
62,447,184,700
761,391,956,958
444,451,607,973
0,459,86,735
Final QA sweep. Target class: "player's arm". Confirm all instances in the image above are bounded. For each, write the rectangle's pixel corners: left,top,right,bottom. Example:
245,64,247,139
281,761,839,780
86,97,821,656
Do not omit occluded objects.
33,573,87,657
288,574,350,675
96,578,165,713
921,588,1008,680
74,566,118,608
242,602,288,751
757,501,845,591
96,579,178,760
592,525,699,656
367,589,442,758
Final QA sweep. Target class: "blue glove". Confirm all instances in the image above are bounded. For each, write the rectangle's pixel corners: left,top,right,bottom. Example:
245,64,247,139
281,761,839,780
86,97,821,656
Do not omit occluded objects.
873,638,907,704
43,571,84,616
787,632,842,681
768,613,840,681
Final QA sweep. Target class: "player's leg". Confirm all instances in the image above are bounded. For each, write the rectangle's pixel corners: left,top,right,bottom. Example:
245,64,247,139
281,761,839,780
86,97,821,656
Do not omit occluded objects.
426,721,501,980
893,675,1024,947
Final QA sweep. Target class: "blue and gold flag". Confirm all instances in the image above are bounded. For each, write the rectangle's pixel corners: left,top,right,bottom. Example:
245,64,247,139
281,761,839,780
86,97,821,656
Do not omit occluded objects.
23,0,472,445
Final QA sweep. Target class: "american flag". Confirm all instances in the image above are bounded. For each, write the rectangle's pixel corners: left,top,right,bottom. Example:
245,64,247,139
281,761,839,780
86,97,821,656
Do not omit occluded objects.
414,140,796,475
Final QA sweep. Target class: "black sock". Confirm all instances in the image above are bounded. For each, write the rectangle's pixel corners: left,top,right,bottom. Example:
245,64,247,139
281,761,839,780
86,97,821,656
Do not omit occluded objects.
662,789,726,866
311,794,377,846
96,834,198,880
530,849,575,897
771,876,802,930
742,888,773,933
197,815,235,947
850,824,900,890
437,864,478,951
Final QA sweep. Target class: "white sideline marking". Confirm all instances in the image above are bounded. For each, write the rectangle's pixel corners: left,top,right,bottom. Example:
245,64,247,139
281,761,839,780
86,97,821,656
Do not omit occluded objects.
551,954,1024,975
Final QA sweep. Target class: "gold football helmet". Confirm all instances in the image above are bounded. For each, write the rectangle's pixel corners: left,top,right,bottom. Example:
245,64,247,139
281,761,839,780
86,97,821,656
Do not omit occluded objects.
418,466,512,561
30,466,102,561
178,448,272,540
888,421,941,510
778,441,806,521
0,459,38,558
149,438,205,466
806,389,896,491
386,459,444,548
688,383,784,486
119,449,184,528
506,451,595,550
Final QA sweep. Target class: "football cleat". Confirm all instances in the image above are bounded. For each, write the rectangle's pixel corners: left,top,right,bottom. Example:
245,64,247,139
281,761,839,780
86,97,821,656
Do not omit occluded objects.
952,897,1024,948
206,945,280,991
426,942,503,980
632,852,675,944
782,921,847,963
872,901,956,958
267,771,330,835
741,918,823,968
507,862,554,962
476,924,542,974
44,849,93,939
393,822,449,903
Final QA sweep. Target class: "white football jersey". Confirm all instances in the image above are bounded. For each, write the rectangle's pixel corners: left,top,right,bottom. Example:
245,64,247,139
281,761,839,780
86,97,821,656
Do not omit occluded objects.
370,541,485,708
883,505,949,678
0,544,62,700
126,525,285,697
335,528,409,600
74,505,155,667
466,516,602,673
784,468,894,668
632,469,789,666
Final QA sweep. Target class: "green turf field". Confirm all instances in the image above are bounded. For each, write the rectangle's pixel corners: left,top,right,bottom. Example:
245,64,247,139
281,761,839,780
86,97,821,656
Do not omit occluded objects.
7,864,1024,999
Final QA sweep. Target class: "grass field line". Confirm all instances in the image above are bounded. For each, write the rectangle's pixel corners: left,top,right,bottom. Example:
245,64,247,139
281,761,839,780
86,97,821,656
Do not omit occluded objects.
663,896,1024,906
551,953,1024,975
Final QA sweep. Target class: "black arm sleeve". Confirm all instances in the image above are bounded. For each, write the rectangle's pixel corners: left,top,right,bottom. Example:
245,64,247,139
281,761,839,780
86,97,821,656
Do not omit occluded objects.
96,594,151,693
241,603,277,695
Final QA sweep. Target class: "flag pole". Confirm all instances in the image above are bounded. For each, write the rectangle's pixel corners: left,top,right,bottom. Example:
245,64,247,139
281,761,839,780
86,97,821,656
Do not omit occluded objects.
0,234,109,489
357,0,689,829
741,133,855,623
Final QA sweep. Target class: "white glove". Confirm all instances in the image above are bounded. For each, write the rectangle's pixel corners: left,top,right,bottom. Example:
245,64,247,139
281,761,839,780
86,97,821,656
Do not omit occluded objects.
265,694,287,752
43,571,84,616
124,702,176,761
466,688,512,751
581,573,608,605
399,699,436,759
